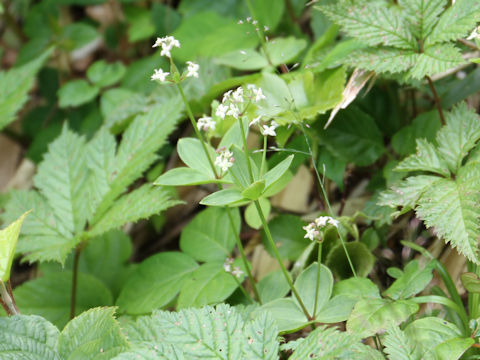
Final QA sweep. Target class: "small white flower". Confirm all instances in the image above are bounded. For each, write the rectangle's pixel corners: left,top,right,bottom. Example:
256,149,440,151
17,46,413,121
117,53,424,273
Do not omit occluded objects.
247,84,256,90
252,87,266,102
186,61,200,78
151,68,169,82
197,116,216,131
222,90,233,103
152,37,163,48
238,20,244,24
153,36,181,58
303,223,319,241
467,26,480,40
223,257,234,273
246,16,252,22
328,218,339,228
252,20,258,25
232,266,244,278
215,149,235,172
315,216,329,227
231,87,244,103
216,104,229,119
226,103,240,119
264,26,269,32
262,124,276,137
240,50,247,55
249,116,261,127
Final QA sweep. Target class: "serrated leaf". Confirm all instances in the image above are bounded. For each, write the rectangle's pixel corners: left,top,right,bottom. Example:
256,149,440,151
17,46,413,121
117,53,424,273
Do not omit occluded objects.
410,43,465,79
14,272,113,329
398,0,447,40
290,325,383,360
346,47,419,75
34,124,90,235
383,325,416,360
88,184,181,237
57,307,129,359
0,49,52,131
320,2,416,49
347,298,418,338
426,0,480,45
395,139,450,176
180,207,240,263
116,252,198,315
0,211,29,281
57,80,99,108
0,315,60,360
383,260,435,300
436,102,480,174
243,312,279,360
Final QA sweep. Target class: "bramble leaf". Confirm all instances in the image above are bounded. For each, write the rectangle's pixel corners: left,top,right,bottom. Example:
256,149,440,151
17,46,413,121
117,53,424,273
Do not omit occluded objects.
0,211,29,282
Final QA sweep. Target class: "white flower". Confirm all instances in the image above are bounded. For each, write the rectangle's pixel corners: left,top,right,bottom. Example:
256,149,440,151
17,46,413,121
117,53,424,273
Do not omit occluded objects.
328,218,339,228
262,121,278,137
238,20,244,24
215,149,235,172
151,68,169,82
153,36,180,58
216,104,229,119
232,266,244,278
314,216,339,228
247,84,256,90
264,26,269,32
303,223,319,241
222,90,233,103
231,87,244,103
186,61,199,78
197,116,216,131
467,26,480,40
252,20,258,25
226,103,240,119
252,87,266,102
249,116,261,127
223,257,234,273
246,16,252,22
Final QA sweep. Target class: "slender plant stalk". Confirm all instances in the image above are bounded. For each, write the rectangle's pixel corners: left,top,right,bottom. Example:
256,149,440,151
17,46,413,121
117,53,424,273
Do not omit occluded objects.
70,244,83,320
176,82,260,303
312,242,323,317
245,0,274,67
0,280,19,316
260,136,268,177
426,76,445,126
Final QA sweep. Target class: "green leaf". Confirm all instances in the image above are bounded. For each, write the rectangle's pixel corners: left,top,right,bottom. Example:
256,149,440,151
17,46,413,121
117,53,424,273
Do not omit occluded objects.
0,49,51,131
398,0,447,40
346,47,419,75
215,48,268,71
100,88,149,129
263,155,293,191
318,106,385,166
249,0,285,30
383,260,435,300
200,188,245,207
245,197,271,230
317,148,346,190
116,252,198,315
14,272,113,329
176,138,218,178
261,215,310,261
395,139,450,176
154,167,224,186
409,43,465,79
333,277,381,301
124,6,155,42
229,145,258,189
177,262,240,309
383,325,416,360
0,315,60,359
426,0,480,45
320,1,416,49
0,211,29,281
290,325,383,360
242,312,279,360
294,262,333,317
263,37,307,66
460,272,480,293
257,270,290,304
180,207,240,262
436,103,480,174
347,298,419,338
62,23,98,51
242,180,266,200
57,80,99,108
86,60,126,88
326,241,375,279
57,307,129,359
434,337,474,360
259,298,308,333
88,184,181,237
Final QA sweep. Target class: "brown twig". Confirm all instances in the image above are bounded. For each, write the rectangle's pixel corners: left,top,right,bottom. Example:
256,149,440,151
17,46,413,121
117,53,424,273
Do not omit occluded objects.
69,244,84,320
426,76,445,125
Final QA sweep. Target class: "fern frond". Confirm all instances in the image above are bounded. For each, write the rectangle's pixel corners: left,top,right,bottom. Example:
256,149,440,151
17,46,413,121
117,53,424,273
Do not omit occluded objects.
34,125,91,234
345,48,419,74
383,326,416,360
320,1,416,50
398,0,447,40
395,139,450,176
409,44,465,79
436,103,480,174
426,0,480,46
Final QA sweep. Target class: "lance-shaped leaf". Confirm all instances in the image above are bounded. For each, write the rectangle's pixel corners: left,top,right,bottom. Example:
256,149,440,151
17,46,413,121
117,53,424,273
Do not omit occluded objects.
0,211,29,281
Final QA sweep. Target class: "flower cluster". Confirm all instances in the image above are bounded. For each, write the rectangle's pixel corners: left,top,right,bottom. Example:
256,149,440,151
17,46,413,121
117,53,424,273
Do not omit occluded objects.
150,36,199,83
303,216,340,241
215,84,266,120
223,258,244,278
214,147,234,172
197,115,216,131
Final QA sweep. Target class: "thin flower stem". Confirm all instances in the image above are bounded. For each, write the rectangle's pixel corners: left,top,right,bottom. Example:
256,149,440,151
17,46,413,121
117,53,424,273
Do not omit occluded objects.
0,280,19,316
312,242,323,317
175,82,260,303
231,273,255,304
238,116,255,183
426,76,446,126
260,136,268,177
254,199,312,319
299,123,357,277
245,0,274,67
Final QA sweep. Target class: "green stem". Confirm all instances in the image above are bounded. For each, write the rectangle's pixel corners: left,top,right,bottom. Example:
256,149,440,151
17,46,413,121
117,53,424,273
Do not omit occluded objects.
176,82,260,303
238,116,255,183
245,0,274,67
260,136,268,177
299,123,357,277
469,263,480,319
232,273,255,304
434,260,467,318
254,199,311,319
313,242,323,317
70,244,83,320
0,280,19,316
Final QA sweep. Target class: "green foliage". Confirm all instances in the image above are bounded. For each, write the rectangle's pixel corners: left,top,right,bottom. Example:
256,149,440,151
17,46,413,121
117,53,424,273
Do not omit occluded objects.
0,212,28,281
319,0,480,79
380,103,480,263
